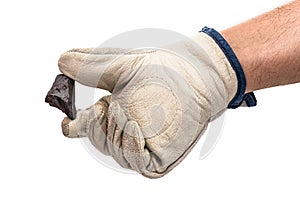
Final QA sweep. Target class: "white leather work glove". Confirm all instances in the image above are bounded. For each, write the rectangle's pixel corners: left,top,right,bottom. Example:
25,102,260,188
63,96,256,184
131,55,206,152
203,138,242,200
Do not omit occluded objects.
58,27,256,178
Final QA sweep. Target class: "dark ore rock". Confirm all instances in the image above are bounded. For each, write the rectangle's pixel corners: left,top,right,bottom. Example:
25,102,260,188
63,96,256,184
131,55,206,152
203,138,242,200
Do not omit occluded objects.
45,74,76,120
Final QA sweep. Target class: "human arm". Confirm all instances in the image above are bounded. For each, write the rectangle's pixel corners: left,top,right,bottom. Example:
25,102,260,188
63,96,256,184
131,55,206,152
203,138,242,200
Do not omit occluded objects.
221,0,300,93
51,1,300,178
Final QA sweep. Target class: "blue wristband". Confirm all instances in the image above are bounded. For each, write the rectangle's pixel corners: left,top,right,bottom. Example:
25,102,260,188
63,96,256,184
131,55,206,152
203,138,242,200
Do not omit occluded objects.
200,26,257,108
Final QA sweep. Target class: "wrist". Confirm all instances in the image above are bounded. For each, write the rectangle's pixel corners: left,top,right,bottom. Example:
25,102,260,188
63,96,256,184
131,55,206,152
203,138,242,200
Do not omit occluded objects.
198,27,257,108
221,28,256,93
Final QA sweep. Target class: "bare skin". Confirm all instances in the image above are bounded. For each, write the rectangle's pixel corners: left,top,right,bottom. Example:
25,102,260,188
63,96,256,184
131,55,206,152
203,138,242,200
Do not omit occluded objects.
221,0,300,93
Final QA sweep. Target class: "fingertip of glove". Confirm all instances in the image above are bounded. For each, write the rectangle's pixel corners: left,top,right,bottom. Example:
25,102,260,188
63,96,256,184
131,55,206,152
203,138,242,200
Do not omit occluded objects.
61,117,72,138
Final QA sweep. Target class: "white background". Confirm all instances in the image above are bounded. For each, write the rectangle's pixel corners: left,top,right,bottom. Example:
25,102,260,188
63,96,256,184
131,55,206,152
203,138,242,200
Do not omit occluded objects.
1,0,299,199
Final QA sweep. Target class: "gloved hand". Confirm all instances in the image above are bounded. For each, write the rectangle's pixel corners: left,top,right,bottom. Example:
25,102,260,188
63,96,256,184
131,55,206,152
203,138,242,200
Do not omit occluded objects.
58,27,256,178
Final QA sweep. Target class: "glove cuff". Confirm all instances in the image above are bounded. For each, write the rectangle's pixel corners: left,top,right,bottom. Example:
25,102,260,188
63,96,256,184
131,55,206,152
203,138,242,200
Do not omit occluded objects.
200,27,257,108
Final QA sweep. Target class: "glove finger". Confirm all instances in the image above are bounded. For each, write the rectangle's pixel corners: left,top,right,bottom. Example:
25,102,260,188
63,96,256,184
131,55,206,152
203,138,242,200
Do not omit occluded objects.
58,48,149,92
122,120,182,178
61,95,110,138
88,101,131,169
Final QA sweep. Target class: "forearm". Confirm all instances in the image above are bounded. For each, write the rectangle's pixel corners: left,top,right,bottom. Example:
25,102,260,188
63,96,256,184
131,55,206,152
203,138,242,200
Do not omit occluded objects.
221,0,300,93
